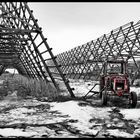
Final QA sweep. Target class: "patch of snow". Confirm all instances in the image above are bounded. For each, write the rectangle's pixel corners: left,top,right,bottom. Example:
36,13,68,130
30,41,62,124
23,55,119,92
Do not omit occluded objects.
130,87,140,95
25,126,56,137
25,126,72,138
79,128,99,136
50,100,111,134
0,128,38,137
51,101,111,120
106,129,135,138
69,79,99,96
72,84,90,96
20,99,50,107
52,130,79,138
9,107,36,118
134,128,140,137
120,109,140,121
0,107,39,124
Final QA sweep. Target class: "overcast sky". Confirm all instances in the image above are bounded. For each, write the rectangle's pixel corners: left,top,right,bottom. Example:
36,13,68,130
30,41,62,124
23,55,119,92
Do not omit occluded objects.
28,2,140,55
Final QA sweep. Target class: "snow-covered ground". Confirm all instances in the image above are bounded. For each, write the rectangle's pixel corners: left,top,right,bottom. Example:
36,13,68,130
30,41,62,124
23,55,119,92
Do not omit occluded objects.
0,79,140,138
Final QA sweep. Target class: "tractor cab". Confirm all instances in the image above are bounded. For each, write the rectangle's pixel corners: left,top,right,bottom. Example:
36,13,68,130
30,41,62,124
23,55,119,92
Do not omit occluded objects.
104,60,127,75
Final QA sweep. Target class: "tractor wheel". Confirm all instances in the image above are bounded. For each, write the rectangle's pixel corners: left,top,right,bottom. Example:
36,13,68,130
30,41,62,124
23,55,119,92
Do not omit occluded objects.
101,91,108,106
129,91,137,108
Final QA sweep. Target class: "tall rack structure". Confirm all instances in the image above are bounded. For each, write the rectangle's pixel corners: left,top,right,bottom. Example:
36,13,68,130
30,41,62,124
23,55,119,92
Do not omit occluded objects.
0,2,75,97
56,21,140,83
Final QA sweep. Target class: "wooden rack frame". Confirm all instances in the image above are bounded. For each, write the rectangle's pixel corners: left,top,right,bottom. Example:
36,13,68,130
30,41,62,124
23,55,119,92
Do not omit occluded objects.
0,2,75,98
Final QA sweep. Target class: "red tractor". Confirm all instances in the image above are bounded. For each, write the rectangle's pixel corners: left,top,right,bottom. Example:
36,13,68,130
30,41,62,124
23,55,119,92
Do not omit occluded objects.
99,60,137,108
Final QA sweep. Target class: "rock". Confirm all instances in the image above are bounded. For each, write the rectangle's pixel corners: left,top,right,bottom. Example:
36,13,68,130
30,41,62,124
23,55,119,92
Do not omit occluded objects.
78,101,89,107
80,129,99,137
68,119,78,123
111,107,120,113
4,90,18,101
